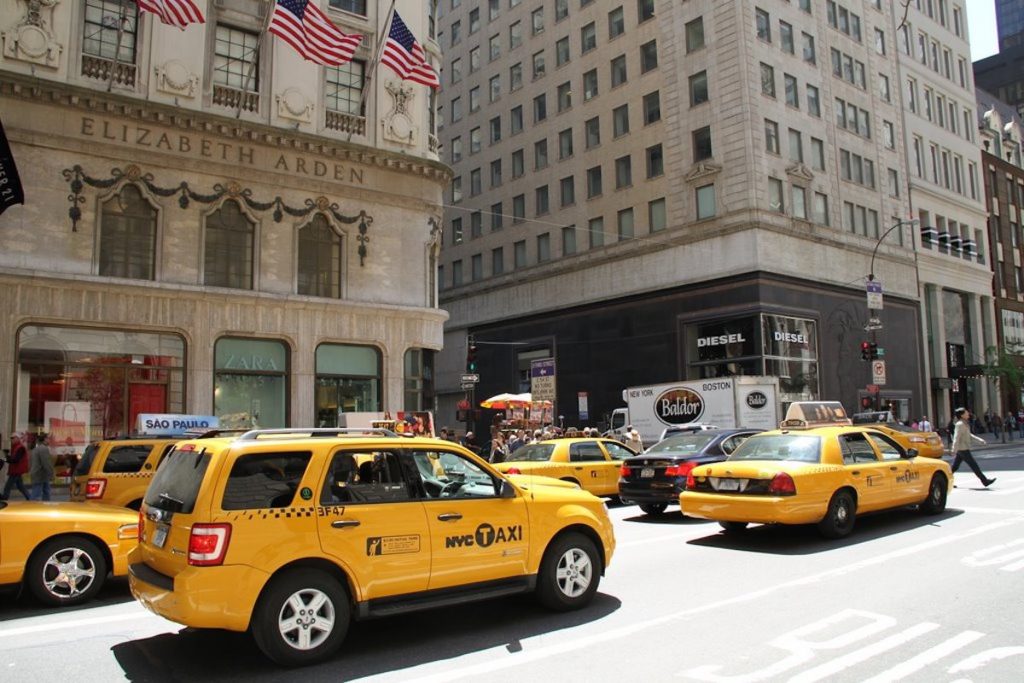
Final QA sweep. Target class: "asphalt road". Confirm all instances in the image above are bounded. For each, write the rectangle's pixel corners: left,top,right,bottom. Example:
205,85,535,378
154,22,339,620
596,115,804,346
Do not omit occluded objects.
2,451,1022,682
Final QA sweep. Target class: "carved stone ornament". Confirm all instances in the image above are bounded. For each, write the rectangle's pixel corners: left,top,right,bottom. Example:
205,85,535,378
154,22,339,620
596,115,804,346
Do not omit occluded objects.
785,163,815,182
275,87,313,123
382,80,417,146
685,161,723,183
1,0,63,68
155,60,199,98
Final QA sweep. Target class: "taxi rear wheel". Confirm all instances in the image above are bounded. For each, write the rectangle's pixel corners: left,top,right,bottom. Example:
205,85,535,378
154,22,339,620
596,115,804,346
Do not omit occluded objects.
817,490,856,539
719,521,749,534
26,536,107,606
920,473,948,515
639,503,668,515
252,569,350,667
536,532,600,611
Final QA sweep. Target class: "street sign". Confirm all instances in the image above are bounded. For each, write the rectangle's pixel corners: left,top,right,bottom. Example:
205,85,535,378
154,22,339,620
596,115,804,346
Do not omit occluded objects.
871,360,886,385
578,391,589,421
866,280,883,310
531,358,556,402
864,316,883,331
460,382,476,390
460,374,480,383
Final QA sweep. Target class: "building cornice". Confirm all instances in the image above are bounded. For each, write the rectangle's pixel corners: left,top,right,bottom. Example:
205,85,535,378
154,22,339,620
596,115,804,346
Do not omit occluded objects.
0,71,453,185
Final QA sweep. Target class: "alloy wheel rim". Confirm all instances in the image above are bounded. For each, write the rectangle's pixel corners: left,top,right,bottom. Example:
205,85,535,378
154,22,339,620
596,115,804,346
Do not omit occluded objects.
43,547,96,599
555,547,593,598
278,588,336,651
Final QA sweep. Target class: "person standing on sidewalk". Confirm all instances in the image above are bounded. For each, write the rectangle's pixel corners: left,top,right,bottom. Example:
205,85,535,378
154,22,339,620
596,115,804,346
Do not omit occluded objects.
950,407,996,487
29,433,54,501
1,433,31,500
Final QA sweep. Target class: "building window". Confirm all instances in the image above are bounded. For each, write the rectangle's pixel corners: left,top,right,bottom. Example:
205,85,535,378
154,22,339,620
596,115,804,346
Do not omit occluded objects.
534,138,548,168
99,184,157,280
696,184,715,220
555,0,568,21
780,21,794,53
581,22,597,52
788,129,803,163
214,25,260,93
589,217,605,248
558,128,573,158
314,342,380,427
643,91,661,124
764,119,779,154
325,60,365,115
533,93,547,122
585,116,601,148
802,32,816,63
556,36,570,66
557,81,572,111
806,84,820,116
560,176,575,206
510,105,523,134
617,207,634,240
509,20,522,48
532,7,544,34
403,348,434,412
756,8,771,42
514,239,527,267
637,0,654,23
537,233,551,261
513,195,525,222
649,197,666,232
490,159,502,187
784,74,799,107
583,68,599,100
609,6,624,38
512,149,524,177
562,225,577,255
532,50,546,78
535,185,549,214
297,214,342,298
471,253,483,280
640,40,658,72
611,54,627,86
646,144,664,178
615,155,632,188
612,104,630,137
217,337,289,428
693,126,712,161
510,62,523,89
587,166,603,198
329,1,367,14
205,200,254,290
471,211,483,238
689,70,708,106
491,202,502,231
686,17,704,52
83,0,139,74
16,325,185,438
792,185,807,219
492,247,504,275
768,177,784,212
760,63,775,97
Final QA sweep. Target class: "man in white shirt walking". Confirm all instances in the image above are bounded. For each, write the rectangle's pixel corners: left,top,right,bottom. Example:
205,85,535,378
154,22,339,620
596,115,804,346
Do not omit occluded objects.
950,407,996,487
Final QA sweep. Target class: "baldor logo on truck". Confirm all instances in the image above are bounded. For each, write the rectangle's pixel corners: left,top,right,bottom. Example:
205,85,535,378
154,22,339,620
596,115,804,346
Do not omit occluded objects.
746,391,768,409
655,388,704,425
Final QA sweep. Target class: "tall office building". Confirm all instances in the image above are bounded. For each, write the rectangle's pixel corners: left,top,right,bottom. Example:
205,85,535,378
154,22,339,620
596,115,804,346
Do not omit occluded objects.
897,1,996,421
0,0,447,439
436,0,949,429
996,0,1024,50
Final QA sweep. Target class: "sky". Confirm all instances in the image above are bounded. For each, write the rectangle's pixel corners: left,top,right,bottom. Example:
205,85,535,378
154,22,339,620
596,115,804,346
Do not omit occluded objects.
967,1,999,61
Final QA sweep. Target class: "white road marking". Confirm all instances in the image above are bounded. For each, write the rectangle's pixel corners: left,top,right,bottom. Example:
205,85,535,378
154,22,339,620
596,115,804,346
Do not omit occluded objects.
861,631,987,683
961,539,1024,572
947,646,1024,673
400,516,1024,683
788,622,940,683
0,612,156,639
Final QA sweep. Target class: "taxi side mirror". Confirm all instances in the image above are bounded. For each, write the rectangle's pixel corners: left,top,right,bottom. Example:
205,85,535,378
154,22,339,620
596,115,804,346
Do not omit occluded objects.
498,479,517,498
904,448,918,459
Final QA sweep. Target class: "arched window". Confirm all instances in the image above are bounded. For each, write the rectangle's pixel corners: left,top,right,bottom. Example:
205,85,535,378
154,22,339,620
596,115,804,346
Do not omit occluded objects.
205,200,255,289
297,214,341,298
99,184,157,280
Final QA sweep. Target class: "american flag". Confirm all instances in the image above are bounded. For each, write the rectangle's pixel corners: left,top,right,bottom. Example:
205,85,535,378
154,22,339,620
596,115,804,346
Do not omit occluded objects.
134,0,205,29
269,0,363,67
381,10,440,88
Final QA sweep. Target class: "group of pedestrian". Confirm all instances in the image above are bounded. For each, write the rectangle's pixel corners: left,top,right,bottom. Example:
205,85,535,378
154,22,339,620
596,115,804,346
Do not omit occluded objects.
1,432,54,501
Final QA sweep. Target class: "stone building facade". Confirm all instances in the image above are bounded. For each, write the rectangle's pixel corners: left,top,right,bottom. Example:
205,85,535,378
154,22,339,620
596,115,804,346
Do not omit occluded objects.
0,0,448,444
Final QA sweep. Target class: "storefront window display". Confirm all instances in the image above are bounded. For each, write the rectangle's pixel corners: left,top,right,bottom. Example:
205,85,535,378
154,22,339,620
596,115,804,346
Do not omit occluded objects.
15,325,185,444
214,337,288,428
315,343,381,426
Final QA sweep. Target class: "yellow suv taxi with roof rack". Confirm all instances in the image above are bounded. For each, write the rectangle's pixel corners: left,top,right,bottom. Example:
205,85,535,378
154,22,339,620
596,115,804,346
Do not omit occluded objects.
129,428,615,667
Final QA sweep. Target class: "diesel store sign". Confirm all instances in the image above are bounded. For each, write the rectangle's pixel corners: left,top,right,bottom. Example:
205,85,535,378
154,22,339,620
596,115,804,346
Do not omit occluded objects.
762,315,817,358
692,318,757,362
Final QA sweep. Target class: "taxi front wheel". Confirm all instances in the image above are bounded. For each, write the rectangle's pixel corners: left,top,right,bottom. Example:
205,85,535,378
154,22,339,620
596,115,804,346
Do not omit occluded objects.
252,569,350,667
536,532,600,612
817,490,856,539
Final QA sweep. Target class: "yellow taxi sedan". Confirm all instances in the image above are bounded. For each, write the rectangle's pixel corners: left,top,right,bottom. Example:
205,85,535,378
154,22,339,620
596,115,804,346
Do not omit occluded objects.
494,438,638,497
850,420,945,458
0,500,139,605
679,424,953,538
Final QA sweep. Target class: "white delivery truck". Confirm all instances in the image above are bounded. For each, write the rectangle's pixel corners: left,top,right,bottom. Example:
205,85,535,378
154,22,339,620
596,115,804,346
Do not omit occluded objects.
608,376,780,446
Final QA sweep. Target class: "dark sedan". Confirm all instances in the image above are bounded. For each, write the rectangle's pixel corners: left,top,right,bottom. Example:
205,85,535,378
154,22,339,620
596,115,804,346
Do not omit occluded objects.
618,428,761,515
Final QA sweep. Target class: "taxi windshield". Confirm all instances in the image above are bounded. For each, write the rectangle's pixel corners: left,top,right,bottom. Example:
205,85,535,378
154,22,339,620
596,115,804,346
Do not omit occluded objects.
647,433,716,454
728,434,822,463
505,443,556,462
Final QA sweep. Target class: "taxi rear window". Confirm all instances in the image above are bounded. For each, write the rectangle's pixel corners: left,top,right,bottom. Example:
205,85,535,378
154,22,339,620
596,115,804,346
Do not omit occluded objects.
144,446,211,514
729,434,821,463
103,444,154,473
506,444,556,462
222,452,311,510
75,443,99,476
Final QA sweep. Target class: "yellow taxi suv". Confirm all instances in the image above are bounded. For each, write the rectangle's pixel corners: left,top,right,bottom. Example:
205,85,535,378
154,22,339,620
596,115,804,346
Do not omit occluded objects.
0,500,138,606
129,428,615,667
493,438,638,497
679,421,953,539
71,437,182,509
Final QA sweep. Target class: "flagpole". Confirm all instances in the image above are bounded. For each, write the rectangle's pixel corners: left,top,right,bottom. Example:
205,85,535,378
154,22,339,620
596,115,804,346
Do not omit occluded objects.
356,0,397,121
237,0,274,119
107,1,128,92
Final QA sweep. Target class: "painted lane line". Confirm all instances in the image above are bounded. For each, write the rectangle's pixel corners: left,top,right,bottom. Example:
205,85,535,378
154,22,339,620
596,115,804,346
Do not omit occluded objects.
400,516,1023,683
618,532,697,549
0,612,156,639
860,630,987,683
956,506,1024,515
788,622,940,683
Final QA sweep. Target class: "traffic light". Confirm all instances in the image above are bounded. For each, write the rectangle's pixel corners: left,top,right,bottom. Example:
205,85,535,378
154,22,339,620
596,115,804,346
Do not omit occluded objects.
868,342,879,360
466,339,478,373
861,341,871,361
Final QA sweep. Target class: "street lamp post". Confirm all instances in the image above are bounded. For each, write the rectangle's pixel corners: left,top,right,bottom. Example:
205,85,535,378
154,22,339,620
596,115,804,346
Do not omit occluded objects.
865,218,919,413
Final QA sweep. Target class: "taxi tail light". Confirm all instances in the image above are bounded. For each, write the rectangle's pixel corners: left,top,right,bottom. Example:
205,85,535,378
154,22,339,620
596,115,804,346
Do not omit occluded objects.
768,472,797,496
686,471,697,490
85,478,107,499
665,462,697,478
506,467,522,475
188,524,232,566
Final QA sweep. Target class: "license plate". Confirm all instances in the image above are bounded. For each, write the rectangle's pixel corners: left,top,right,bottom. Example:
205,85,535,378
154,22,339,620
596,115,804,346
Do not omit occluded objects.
641,468,655,478
152,523,169,549
716,478,741,491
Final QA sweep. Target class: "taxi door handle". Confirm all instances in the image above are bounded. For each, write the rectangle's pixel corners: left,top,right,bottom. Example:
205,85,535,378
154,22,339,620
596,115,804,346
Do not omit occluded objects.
437,513,463,522
851,470,860,475
331,520,361,529
889,466,899,471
